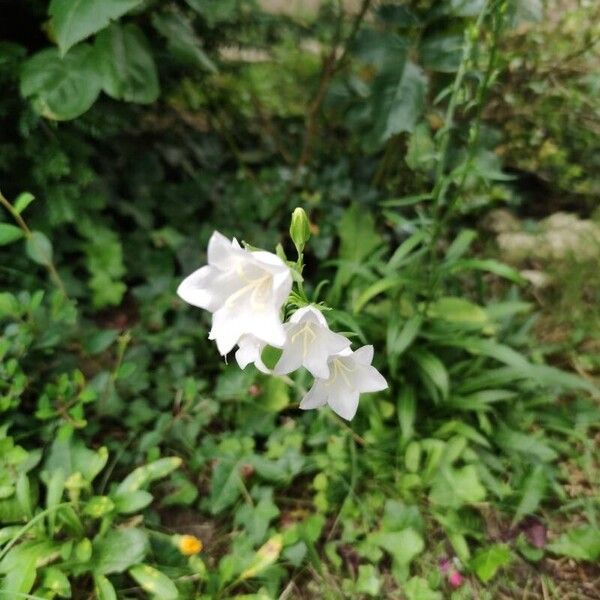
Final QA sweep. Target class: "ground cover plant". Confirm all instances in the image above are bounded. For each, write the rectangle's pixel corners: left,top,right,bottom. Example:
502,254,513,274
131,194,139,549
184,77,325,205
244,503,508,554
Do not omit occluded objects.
1,0,599,598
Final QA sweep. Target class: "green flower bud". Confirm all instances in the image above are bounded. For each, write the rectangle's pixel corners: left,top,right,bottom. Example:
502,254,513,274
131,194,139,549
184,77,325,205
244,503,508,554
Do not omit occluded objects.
290,207,311,255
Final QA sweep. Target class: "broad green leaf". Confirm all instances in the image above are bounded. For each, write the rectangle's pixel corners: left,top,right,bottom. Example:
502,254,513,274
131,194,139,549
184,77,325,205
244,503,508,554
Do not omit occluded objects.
404,576,442,600
26,231,53,265
20,46,101,120
94,574,117,600
92,528,148,574
186,0,238,26
113,490,153,514
96,23,159,104
368,528,424,565
152,10,217,73
369,61,427,148
0,223,24,246
406,122,436,172
41,566,71,598
331,204,382,304
471,544,512,582
355,564,381,597
547,527,600,561
259,377,290,412
45,438,108,484
129,564,178,600
234,493,280,545
429,465,486,508
49,0,143,55
210,458,243,514
420,32,463,73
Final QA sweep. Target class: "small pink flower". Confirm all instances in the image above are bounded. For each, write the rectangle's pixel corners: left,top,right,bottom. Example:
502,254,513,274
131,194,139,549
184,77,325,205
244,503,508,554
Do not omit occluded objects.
438,558,451,573
448,570,463,588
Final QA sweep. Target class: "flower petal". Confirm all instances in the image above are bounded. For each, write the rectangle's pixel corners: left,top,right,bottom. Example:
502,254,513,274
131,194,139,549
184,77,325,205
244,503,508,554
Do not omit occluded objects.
327,388,360,421
357,364,388,393
299,383,327,410
352,345,374,365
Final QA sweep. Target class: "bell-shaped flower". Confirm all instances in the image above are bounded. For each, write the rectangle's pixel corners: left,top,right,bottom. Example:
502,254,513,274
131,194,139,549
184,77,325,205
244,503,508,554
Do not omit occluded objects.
273,306,350,379
177,231,292,355
235,334,269,374
299,345,387,421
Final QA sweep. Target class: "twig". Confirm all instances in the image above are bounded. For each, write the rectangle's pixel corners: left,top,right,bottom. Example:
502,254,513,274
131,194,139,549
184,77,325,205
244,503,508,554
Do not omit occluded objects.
292,0,373,180
0,189,68,297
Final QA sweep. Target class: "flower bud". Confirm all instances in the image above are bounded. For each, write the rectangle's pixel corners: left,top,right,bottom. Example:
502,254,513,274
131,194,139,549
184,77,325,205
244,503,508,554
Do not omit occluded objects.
290,208,311,255
175,534,203,556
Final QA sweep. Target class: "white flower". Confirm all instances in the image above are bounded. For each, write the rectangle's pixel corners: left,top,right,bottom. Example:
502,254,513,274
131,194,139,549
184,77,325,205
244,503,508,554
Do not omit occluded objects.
235,334,269,374
299,345,388,421
273,306,350,379
177,231,292,355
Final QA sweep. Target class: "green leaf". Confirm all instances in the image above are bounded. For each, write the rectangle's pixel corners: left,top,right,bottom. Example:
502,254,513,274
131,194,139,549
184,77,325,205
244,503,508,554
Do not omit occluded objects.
388,315,423,359
234,492,280,545
513,465,547,526
20,46,101,120
210,458,243,514
496,426,557,462
397,385,416,442
355,564,381,597
93,528,148,574
429,465,486,508
369,61,427,148
13,192,35,215
41,566,71,598
547,527,600,561
333,204,382,294
113,490,153,514
404,576,443,600
411,348,449,401
94,574,117,600
45,439,108,484
471,544,512,583
449,258,526,284
427,297,489,326
259,377,290,412
115,457,182,495
353,277,404,313
0,223,24,246
152,9,217,73
129,564,178,600
420,32,463,73
25,231,53,265
49,0,143,55
96,23,159,104
368,528,424,565
239,534,283,580
186,0,238,26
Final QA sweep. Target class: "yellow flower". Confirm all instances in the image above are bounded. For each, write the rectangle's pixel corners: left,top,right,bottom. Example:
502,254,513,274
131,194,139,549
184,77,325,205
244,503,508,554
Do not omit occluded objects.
177,534,203,556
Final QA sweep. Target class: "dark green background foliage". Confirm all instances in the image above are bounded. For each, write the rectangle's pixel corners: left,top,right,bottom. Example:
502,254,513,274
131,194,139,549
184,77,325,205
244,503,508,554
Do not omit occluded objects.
1,1,599,598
